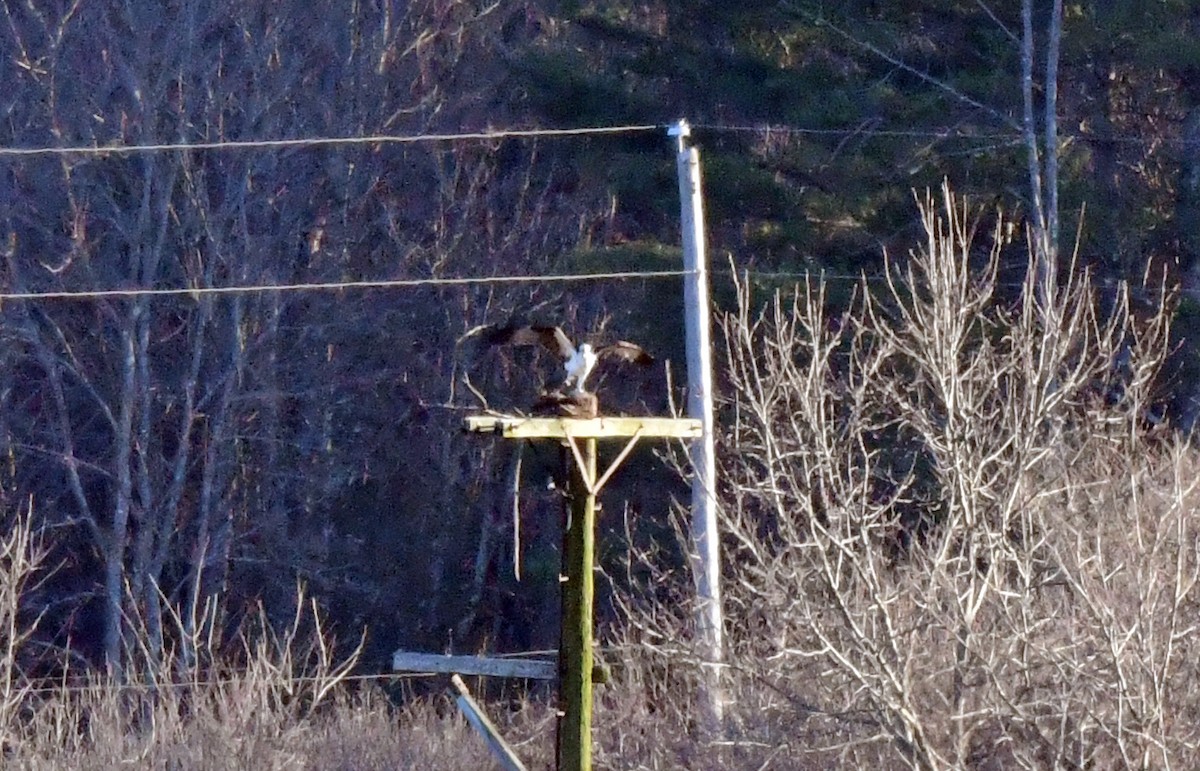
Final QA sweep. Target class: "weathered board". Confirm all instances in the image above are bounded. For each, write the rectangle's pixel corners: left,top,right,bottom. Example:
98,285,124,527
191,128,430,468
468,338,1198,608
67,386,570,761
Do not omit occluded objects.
393,650,555,680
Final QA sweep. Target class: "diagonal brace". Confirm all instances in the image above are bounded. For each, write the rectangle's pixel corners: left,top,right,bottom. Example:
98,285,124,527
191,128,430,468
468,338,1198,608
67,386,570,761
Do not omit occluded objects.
592,429,643,495
563,428,644,497
563,435,596,494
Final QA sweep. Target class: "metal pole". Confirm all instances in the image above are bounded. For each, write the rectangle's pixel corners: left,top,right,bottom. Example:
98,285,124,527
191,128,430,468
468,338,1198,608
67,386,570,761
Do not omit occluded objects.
669,118,724,727
556,437,597,771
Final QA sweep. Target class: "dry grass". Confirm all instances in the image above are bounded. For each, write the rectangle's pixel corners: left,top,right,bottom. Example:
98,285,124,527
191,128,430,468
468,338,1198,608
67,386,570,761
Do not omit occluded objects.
704,186,1197,768
3,686,531,771
0,528,543,770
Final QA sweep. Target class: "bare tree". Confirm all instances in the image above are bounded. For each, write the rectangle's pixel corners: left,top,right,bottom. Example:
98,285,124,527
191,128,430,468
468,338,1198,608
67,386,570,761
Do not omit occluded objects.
710,186,1192,768
0,0,534,673
1022,0,1064,294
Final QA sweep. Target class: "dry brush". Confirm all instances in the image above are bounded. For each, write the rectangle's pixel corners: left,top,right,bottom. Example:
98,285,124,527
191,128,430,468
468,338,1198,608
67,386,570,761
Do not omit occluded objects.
710,186,1198,769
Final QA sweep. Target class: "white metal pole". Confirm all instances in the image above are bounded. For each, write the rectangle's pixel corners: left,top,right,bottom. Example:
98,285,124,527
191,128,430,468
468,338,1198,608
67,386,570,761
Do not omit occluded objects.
669,118,724,726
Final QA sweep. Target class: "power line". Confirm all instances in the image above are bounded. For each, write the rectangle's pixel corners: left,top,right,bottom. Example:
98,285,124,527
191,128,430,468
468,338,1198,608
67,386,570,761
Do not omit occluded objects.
697,122,1196,148
0,266,1139,303
726,268,881,283
696,123,1023,141
1,120,1188,159
0,124,665,158
0,269,689,301
15,671,438,696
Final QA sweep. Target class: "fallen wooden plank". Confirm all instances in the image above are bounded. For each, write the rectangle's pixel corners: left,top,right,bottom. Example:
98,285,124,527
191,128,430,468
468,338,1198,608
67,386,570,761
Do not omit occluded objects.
392,650,555,680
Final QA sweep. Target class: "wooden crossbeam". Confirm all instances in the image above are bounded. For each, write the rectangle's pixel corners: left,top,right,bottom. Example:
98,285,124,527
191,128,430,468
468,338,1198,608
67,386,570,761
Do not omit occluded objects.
464,415,701,439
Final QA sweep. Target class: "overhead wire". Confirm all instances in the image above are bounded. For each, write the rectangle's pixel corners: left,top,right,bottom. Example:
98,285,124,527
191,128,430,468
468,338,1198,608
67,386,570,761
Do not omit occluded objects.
0,268,1053,304
15,671,439,697
10,645,614,695
0,124,666,158
694,123,1024,141
0,269,691,302
0,119,1176,302
696,122,1199,148
0,120,1188,160
0,266,1004,304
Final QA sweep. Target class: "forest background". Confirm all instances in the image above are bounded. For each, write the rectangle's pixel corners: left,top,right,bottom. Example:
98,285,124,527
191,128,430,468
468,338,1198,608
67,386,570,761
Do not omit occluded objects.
3,1,1200,767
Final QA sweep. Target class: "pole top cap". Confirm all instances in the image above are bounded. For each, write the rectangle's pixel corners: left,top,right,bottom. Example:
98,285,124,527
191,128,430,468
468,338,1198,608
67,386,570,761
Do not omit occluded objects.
667,119,691,138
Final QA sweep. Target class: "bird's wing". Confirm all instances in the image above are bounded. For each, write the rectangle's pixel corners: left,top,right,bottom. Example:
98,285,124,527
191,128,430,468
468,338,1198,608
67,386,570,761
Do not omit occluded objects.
483,324,576,358
534,326,577,358
597,341,654,366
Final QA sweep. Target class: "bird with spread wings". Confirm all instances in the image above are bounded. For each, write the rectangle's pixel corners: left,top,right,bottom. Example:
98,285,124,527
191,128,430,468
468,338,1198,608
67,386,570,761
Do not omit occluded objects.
469,324,654,417
482,324,653,396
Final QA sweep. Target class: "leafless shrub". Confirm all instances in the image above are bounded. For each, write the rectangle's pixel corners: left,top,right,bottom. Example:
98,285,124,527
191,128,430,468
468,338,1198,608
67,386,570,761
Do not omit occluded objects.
0,512,549,770
705,184,1191,769
1,584,376,769
0,505,48,754
5,682,520,771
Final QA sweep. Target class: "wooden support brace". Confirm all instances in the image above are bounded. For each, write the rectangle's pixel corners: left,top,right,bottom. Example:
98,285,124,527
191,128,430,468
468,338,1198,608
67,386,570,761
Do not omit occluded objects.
564,428,643,497
592,428,643,496
452,674,529,771
393,650,555,680
563,434,596,495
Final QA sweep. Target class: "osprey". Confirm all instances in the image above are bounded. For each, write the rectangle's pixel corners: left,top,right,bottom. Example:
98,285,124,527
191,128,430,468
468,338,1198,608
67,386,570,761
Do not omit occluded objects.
483,324,653,396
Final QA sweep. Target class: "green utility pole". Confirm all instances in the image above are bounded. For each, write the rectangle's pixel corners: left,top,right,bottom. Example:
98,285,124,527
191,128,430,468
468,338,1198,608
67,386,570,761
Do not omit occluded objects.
464,415,702,771
557,436,597,771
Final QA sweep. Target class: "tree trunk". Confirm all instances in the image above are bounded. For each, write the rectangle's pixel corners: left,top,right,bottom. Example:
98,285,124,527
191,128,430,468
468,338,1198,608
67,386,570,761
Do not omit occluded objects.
1021,0,1047,261
182,295,244,655
105,316,138,675
1044,0,1063,260
1022,0,1063,306
130,298,160,662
